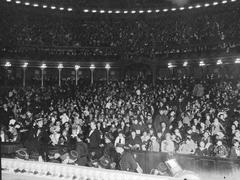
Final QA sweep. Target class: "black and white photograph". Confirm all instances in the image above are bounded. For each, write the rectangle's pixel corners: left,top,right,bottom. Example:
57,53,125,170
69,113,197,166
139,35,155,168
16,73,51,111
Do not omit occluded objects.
0,0,240,180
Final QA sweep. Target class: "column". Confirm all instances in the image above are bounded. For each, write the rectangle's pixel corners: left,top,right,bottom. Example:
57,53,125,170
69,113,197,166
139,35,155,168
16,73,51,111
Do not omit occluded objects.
40,64,47,88
58,68,62,87
74,65,80,86
90,64,95,85
23,68,26,87
151,65,157,86
105,64,110,83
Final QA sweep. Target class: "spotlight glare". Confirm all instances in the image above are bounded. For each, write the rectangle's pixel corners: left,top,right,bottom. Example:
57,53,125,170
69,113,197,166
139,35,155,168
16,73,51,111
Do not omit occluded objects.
105,64,111,69
23,62,28,68
204,3,210,7
33,3,39,7
199,61,205,66
183,62,188,67
74,65,80,70
195,5,201,8
5,62,11,67
217,60,223,65
235,58,240,63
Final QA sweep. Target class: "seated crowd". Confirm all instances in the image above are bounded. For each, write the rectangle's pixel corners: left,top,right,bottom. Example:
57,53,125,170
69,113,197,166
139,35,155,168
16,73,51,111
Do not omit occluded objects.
1,5,240,57
1,77,240,171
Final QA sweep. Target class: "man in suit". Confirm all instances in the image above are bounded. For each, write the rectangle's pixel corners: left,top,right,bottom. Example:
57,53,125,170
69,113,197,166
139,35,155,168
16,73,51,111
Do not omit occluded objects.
86,121,101,159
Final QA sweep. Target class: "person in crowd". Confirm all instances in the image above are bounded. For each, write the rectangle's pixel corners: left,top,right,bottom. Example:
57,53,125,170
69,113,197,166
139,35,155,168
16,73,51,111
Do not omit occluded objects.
161,133,175,153
149,136,160,152
214,140,228,158
194,141,208,156
115,144,143,173
178,136,196,155
114,130,125,147
230,140,240,159
126,130,142,150
75,134,88,166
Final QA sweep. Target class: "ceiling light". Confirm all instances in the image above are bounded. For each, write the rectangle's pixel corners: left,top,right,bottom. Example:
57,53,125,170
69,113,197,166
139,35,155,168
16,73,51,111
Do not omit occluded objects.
213,2,219,5
51,6,56,9
171,8,176,11
33,3,39,7
217,60,223,65
67,8,73,11
100,10,105,13
5,62,11,67
147,10,152,13
204,3,210,7
138,10,143,13
179,7,185,10
188,6,193,9
24,2,30,6
23,62,28,68
108,10,113,14
15,0,21,4
42,5,47,8
59,7,64,11
155,9,160,13
92,9,97,13
83,9,89,12
222,0,227,4
163,9,168,12
183,62,188,67
195,5,201,8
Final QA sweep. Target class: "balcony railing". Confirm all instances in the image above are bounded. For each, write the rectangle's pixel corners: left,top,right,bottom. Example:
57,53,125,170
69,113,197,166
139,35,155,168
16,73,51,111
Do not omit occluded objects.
1,158,179,180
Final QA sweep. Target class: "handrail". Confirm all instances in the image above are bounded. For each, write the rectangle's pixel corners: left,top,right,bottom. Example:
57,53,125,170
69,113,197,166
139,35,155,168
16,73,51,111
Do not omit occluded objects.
1,158,179,180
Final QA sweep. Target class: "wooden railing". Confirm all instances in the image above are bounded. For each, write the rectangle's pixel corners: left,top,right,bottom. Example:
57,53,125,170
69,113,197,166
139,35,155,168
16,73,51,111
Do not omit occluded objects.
1,158,179,180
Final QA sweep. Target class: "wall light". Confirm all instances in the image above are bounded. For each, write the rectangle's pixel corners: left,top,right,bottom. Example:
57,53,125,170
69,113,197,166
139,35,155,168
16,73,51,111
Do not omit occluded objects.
105,64,111,69
58,64,63,69
5,62,11,67
183,62,188,67
217,60,223,65
23,62,28,68
41,64,47,69
74,65,80,70
90,64,96,70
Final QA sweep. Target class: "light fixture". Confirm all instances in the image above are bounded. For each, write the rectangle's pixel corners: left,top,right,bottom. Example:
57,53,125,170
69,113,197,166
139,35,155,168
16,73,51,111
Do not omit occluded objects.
59,7,64,11
155,9,160,13
6,0,12,2
15,0,21,4
131,10,136,14
115,10,120,14
168,63,174,68
67,8,73,11
5,62,11,67
83,9,89,12
235,58,240,64
217,59,223,65
222,0,227,4
147,10,152,13
171,8,176,11
188,6,193,9
58,64,63,69
41,64,47,69
42,5,47,8
231,0,236,2
123,10,128,14
179,7,185,10
183,62,188,67
213,2,219,6
92,9,97,13
100,10,105,13
199,61,205,66
108,10,113,14
90,64,96,70
23,62,28,68
204,3,210,7
51,6,56,10
105,64,111,69
163,9,168,12
195,5,201,8
24,2,30,6
74,65,80,70
33,3,39,7
138,10,143,13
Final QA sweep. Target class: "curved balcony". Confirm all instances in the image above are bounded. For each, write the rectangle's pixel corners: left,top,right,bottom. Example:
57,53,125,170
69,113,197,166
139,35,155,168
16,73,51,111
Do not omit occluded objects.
2,158,179,180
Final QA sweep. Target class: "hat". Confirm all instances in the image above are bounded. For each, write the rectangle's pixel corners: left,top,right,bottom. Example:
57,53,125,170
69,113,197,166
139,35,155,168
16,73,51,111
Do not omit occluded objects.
16,149,29,160
157,162,168,172
69,150,78,161
217,111,227,119
9,119,16,125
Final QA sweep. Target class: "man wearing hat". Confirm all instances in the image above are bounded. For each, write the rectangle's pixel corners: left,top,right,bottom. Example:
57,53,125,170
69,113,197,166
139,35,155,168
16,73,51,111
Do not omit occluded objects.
115,143,143,173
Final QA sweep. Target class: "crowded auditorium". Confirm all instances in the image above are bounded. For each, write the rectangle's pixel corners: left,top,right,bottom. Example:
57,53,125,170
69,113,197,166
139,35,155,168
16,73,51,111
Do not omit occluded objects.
0,0,240,180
